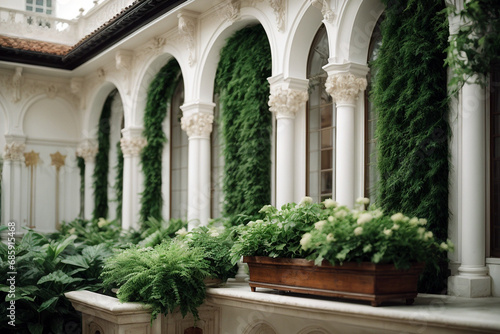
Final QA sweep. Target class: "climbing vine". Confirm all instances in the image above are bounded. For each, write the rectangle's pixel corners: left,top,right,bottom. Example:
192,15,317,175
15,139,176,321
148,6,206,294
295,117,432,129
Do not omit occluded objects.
77,156,85,218
140,58,182,222
114,141,124,222
93,90,116,220
215,25,272,222
371,0,449,293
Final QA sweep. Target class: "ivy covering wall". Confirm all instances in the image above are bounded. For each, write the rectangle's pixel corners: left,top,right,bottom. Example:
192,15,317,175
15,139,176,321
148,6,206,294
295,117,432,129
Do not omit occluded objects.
114,141,124,222
77,156,85,218
93,90,116,220
215,25,272,222
140,59,182,223
371,0,449,293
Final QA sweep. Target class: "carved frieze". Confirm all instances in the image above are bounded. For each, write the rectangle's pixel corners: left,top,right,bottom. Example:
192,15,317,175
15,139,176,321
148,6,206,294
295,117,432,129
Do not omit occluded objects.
178,12,197,67
3,141,25,161
325,73,367,104
268,86,309,118
311,0,336,23
181,113,214,138
269,0,285,31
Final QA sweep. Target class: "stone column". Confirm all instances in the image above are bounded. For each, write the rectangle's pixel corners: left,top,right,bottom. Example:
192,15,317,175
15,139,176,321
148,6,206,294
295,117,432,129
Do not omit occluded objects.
448,79,491,297
180,103,214,230
76,141,98,221
325,71,367,208
268,84,308,208
2,139,25,231
120,129,147,231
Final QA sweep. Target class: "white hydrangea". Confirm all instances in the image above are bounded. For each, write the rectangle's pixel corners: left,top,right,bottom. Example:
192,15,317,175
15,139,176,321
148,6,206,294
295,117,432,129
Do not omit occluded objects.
175,227,188,237
299,196,313,206
314,220,327,230
323,198,338,209
300,232,313,249
391,213,405,222
357,213,373,225
354,226,363,236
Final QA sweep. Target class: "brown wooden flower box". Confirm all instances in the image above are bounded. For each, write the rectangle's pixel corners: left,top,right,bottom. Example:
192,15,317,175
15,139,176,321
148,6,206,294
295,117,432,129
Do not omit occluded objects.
243,256,424,306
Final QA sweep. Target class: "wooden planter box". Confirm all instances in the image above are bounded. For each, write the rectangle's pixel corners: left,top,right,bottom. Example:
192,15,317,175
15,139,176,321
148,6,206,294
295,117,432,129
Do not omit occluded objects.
243,256,424,306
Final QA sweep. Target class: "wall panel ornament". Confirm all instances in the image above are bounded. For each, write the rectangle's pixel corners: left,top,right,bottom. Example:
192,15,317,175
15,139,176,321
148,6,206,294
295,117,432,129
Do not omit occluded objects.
181,113,214,138
325,73,367,104
310,0,336,23
217,0,240,24
268,86,309,118
76,142,98,163
3,141,25,160
120,136,147,156
178,12,197,66
269,0,285,31
12,66,23,103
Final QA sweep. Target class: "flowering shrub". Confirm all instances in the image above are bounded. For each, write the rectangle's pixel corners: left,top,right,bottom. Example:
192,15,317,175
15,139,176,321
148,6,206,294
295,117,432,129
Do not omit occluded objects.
301,198,453,269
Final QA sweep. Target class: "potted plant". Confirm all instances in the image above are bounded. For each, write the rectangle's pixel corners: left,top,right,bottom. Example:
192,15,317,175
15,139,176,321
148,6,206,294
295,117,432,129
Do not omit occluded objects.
231,197,453,306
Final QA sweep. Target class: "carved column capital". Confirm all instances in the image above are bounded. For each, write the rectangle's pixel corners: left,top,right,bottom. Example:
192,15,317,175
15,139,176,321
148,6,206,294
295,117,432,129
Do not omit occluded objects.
325,73,367,105
3,141,25,161
120,136,147,157
76,142,98,163
181,113,214,138
268,86,309,118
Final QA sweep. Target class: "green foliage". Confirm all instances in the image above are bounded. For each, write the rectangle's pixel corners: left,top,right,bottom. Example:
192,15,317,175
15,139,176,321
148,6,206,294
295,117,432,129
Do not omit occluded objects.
93,90,116,220
77,156,85,218
446,0,500,89
230,197,327,262
114,141,124,221
101,241,210,322
215,25,272,221
0,230,110,333
302,199,453,270
141,58,182,223
138,217,187,248
372,0,450,292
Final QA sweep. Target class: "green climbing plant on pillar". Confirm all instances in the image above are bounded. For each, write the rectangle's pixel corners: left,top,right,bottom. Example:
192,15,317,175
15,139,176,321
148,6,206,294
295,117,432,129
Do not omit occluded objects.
140,58,182,223
371,0,450,293
215,24,272,223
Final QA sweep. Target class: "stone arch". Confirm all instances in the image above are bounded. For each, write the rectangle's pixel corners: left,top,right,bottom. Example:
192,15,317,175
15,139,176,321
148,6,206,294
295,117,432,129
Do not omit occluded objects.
243,321,278,334
196,7,276,103
296,326,332,334
84,82,119,139
0,97,9,151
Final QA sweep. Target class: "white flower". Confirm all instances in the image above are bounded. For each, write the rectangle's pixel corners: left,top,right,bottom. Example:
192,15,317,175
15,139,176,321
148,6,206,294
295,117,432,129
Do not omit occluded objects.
372,209,384,218
383,228,393,237
299,196,313,206
97,218,108,228
417,227,426,237
391,213,405,222
255,219,264,224
409,217,419,226
354,226,363,236
363,244,372,253
247,221,256,227
424,231,433,241
314,220,327,230
68,228,76,235
419,218,427,226
328,215,334,223
175,227,188,237
210,231,220,237
326,233,335,243
323,198,338,209
391,224,400,230
335,210,348,219
277,222,283,228
357,213,373,225
300,233,313,249
356,197,370,205
440,242,449,251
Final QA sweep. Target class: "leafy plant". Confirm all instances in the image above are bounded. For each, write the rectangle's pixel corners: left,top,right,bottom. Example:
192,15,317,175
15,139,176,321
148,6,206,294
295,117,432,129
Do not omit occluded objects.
137,217,187,248
215,24,272,221
301,198,453,270
446,0,500,89
372,0,449,292
0,230,110,334
114,140,124,222
141,58,182,223
230,197,327,263
101,241,210,322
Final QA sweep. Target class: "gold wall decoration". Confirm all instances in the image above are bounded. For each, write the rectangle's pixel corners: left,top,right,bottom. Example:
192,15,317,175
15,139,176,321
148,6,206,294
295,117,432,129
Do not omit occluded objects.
51,152,66,230
24,150,39,229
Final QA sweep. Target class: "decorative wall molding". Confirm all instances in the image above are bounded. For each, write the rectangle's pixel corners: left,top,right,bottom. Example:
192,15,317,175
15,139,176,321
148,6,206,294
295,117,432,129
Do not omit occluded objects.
325,73,367,104
181,112,214,138
178,11,197,67
3,141,26,161
12,67,23,103
269,0,285,31
76,142,98,163
217,0,241,24
268,86,309,118
115,49,133,94
120,136,147,156
310,0,336,23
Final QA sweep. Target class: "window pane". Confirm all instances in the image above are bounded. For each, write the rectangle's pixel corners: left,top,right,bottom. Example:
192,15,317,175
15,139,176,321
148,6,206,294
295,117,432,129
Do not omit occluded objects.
321,129,332,148
321,107,332,127
46,9,52,14
27,0,33,4
321,171,332,194
26,6,33,11
321,149,332,170
47,0,52,7
35,7,43,12
36,0,43,6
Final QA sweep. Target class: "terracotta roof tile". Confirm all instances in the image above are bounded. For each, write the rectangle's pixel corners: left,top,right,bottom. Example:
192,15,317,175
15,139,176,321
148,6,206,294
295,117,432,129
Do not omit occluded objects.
0,35,72,55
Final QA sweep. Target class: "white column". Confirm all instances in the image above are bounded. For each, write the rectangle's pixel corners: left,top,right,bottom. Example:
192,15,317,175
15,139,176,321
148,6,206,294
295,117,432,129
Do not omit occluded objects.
2,139,25,233
325,71,367,208
180,103,215,230
448,79,491,297
77,141,98,221
120,128,147,231
268,83,309,208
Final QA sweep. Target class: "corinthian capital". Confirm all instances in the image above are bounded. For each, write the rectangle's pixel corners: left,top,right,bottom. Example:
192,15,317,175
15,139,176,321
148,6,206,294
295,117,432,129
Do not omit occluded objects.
76,142,98,163
268,87,309,118
325,73,367,105
3,141,25,161
120,136,147,156
181,113,214,138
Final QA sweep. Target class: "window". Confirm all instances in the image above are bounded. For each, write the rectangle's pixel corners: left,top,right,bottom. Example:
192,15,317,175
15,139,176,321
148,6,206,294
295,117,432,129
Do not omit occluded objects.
307,25,334,202
170,79,188,220
364,17,383,203
26,0,53,15
491,64,500,257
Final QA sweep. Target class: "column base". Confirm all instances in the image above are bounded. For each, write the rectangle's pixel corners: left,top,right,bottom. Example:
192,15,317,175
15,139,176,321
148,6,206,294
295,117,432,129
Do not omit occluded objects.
448,274,491,297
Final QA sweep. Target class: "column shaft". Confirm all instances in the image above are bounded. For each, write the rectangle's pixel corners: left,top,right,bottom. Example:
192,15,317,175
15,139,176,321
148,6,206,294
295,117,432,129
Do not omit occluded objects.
276,116,295,208
335,103,356,208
